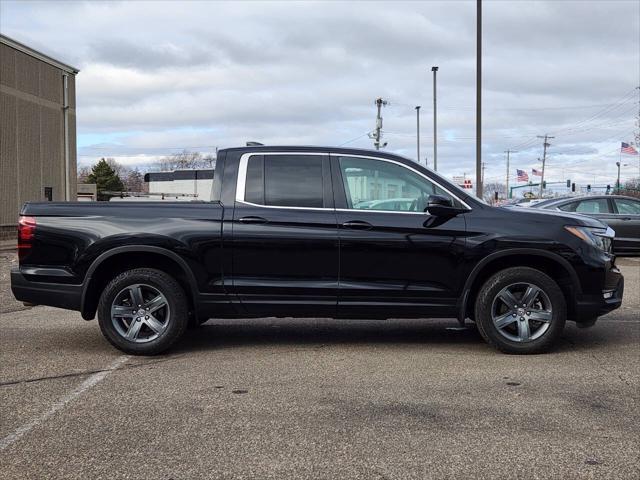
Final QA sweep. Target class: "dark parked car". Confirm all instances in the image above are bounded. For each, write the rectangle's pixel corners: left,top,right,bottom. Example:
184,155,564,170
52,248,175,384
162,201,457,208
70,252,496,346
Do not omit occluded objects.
532,195,640,256
11,146,623,355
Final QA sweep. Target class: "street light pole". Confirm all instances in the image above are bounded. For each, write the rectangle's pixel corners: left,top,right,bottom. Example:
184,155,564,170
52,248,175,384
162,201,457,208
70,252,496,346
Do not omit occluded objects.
504,149,516,199
475,0,482,199
616,161,621,192
415,106,421,164
431,66,438,171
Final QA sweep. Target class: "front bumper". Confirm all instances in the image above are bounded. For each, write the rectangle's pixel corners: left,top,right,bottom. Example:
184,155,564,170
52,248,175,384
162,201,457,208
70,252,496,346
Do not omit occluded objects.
11,268,82,312
574,266,624,322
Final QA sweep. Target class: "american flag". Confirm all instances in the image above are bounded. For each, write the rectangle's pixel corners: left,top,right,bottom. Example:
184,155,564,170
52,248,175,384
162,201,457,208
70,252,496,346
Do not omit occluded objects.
532,168,543,176
517,169,529,182
621,142,638,155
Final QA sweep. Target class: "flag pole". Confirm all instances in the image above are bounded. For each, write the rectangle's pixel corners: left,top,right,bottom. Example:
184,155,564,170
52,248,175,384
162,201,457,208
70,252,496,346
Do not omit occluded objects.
618,146,622,193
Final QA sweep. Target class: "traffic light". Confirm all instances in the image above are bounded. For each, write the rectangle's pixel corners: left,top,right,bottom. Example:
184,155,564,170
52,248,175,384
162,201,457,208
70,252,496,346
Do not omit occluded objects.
571,183,576,192
587,184,591,192
542,181,547,189
566,179,571,188
494,191,499,201
606,185,611,194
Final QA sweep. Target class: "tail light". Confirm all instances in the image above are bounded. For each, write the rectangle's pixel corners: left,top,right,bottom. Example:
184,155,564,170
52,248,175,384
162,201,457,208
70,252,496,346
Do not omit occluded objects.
18,216,36,261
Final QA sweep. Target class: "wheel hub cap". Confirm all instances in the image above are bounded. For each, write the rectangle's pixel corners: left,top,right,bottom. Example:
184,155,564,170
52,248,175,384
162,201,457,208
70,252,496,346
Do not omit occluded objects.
491,282,552,343
110,283,170,343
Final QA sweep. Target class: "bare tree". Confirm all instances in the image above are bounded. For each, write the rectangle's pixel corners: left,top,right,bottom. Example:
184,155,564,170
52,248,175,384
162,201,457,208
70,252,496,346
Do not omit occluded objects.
77,166,91,184
621,177,640,198
156,150,216,171
483,182,507,204
123,168,146,193
106,158,130,180
201,154,216,168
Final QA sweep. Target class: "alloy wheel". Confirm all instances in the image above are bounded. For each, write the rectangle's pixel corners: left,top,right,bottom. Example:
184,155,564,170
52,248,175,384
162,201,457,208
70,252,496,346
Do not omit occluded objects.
490,282,552,343
110,283,170,343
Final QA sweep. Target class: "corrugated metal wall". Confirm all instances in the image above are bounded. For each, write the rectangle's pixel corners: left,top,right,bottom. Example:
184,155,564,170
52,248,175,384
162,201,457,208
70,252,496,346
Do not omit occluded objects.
0,41,77,231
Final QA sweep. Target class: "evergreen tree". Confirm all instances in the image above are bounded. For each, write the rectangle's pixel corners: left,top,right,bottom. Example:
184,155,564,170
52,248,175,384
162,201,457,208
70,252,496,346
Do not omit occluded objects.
87,158,125,200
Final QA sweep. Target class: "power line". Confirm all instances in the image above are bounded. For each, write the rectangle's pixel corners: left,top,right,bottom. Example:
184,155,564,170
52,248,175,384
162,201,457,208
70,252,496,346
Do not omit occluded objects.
338,132,370,147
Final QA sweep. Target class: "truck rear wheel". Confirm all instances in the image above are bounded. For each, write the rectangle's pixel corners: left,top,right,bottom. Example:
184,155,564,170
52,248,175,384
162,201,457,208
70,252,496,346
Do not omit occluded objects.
474,267,566,354
97,268,188,355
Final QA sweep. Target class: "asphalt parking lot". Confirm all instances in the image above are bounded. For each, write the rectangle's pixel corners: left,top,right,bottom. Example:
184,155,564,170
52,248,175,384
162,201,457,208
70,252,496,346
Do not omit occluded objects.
0,252,638,479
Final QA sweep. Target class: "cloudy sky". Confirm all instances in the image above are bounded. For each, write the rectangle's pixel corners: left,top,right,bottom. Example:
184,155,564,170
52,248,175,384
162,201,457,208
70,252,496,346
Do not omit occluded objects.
1,0,639,189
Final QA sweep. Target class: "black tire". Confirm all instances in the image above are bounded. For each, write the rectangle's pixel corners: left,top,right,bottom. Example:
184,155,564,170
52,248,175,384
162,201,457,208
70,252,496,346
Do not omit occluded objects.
474,267,566,354
97,268,188,355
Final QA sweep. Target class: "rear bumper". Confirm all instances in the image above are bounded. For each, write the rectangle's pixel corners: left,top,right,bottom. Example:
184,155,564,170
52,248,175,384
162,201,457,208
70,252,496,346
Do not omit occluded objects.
574,267,624,322
11,268,82,311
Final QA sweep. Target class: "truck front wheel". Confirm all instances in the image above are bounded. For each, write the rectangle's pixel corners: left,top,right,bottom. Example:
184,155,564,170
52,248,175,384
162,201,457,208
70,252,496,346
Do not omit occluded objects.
474,267,566,354
97,268,189,355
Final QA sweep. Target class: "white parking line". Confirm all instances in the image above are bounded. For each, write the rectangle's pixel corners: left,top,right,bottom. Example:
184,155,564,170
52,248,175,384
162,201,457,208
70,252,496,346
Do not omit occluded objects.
0,355,129,451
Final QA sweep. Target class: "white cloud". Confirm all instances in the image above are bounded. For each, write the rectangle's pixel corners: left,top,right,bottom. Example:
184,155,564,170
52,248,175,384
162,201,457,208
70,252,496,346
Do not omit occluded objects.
1,0,638,186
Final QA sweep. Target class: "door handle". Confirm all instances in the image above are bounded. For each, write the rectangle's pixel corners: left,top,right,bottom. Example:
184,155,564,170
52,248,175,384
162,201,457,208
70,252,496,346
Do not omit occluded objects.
238,216,268,224
342,220,373,230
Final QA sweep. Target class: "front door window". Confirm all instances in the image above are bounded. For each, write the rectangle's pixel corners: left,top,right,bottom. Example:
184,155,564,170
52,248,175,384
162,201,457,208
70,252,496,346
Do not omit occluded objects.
337,156,461,212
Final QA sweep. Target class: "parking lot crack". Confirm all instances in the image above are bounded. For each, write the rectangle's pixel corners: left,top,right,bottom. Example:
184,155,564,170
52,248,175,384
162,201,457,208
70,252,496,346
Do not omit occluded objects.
0,355,181,388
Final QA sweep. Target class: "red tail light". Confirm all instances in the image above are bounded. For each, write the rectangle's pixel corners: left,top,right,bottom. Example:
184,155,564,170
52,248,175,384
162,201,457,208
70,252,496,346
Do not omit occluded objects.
18,216,36,260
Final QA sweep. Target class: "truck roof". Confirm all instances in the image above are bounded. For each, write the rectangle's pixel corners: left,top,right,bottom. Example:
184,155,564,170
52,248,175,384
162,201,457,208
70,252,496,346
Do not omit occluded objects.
219,145,412,163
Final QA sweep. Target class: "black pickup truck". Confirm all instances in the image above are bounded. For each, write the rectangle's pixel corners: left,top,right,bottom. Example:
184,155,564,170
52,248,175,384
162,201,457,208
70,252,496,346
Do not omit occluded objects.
12,146,623,355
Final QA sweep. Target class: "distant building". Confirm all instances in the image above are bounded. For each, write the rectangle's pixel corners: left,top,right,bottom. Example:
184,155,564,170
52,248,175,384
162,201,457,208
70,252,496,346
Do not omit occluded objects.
144,169,214,199
77,183,97,201
0,34,79,240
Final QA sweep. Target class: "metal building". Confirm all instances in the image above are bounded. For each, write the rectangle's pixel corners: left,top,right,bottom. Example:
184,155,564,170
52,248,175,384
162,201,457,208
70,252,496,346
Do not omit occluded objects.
144,169,215,199
0,34,78,240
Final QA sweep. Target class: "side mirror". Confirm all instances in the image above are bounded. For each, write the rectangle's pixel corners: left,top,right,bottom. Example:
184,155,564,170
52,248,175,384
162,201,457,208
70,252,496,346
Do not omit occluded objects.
426,194,469,216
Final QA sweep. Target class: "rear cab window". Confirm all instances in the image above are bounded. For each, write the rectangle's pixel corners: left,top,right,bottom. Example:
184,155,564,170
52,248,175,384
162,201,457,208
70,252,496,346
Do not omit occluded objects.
242,154,325,208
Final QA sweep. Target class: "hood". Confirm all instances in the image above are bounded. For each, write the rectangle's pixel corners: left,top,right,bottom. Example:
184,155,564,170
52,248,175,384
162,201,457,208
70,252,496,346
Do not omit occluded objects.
499,205,607,229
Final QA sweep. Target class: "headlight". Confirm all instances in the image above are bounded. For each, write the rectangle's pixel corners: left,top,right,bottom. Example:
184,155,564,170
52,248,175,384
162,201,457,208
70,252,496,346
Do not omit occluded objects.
564,225,614,252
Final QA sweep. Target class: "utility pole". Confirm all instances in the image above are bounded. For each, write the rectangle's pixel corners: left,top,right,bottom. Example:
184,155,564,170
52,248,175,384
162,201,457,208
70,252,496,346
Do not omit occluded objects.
475,0,482,199
504,149,517,199
635,86,640,179
415,106,421,164
636,86,640,146
371,97,388,150
537,134,554,198
616,161,629,192
431,67,439,171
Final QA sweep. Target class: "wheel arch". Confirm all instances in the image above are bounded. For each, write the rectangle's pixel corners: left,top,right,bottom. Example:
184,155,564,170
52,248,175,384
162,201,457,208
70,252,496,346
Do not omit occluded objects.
458,249,580,323
81,246,198,320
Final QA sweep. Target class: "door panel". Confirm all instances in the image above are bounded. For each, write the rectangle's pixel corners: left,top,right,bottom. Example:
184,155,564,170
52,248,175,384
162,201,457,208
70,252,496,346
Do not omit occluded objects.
332,155,467,318
612,198,640,255
230,153,339,316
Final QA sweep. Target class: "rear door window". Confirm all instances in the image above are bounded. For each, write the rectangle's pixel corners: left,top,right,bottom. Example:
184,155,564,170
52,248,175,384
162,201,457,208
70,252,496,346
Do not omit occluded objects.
243,154,324,208
245,155,264,205
614,198,640,214
573,199,610,214
265,155,323,208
